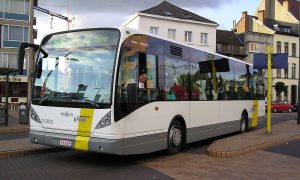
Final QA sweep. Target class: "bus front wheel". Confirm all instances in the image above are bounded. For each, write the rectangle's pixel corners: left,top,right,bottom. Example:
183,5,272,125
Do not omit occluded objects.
167,120,183,155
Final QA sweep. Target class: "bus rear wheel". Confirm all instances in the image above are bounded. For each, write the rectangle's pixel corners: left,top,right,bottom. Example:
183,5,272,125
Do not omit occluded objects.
167,120,183,155
240,113,248,133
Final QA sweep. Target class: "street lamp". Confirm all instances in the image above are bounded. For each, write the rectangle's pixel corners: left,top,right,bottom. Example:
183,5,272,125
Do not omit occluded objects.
297,0,300,124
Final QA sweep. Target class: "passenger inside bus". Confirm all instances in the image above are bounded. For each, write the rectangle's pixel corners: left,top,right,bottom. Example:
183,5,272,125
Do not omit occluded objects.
139,72,147,88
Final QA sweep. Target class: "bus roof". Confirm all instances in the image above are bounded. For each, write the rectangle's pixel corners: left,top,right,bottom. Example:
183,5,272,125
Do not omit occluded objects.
120,27,252,66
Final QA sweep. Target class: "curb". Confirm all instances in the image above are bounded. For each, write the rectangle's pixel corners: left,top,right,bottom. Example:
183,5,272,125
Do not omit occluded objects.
0,147,57,159
207,134,300,158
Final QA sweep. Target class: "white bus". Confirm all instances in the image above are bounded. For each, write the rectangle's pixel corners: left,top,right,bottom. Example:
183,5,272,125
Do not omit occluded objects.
18,28,265,155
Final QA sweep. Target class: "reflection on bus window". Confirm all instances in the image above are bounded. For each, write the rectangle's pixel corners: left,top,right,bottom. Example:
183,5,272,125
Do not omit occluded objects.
164,56,188,101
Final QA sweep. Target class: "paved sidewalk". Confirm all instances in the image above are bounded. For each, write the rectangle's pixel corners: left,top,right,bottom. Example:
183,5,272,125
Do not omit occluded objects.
0,111,29,135
208,120,300,158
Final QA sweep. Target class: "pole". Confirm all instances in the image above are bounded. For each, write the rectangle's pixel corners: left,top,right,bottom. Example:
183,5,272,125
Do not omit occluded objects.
297,0,300,124
5,72,9,126
266,46,273,134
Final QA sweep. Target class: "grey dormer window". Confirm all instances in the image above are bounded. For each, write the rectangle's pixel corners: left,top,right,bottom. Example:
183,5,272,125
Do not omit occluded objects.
183,13,193,19
164,11,173,16
273,24,279,31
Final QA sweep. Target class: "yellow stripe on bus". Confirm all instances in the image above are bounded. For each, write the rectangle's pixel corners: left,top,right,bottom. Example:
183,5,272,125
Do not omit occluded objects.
252,100,259,127
75,109,94,151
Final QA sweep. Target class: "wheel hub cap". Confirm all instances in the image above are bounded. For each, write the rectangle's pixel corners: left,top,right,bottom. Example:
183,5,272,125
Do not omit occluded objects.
170,126,181,146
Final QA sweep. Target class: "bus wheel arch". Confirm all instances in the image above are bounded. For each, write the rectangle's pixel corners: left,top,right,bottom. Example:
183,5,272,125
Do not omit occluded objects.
167,115,186,155
240,110,249,133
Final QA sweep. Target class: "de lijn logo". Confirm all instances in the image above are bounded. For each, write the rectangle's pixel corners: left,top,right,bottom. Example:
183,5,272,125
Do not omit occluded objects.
60,111,74,118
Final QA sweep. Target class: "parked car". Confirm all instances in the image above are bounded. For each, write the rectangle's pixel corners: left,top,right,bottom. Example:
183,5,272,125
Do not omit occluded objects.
265,101,293,113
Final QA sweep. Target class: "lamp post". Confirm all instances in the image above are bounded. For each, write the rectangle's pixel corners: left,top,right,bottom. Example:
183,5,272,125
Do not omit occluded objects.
297,0,300,124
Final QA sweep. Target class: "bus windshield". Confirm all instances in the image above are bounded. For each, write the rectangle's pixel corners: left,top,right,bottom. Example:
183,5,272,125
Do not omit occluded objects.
32,29,120,107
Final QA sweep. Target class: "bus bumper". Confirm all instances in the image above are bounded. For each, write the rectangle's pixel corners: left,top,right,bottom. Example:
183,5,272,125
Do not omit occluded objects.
29,130,123,155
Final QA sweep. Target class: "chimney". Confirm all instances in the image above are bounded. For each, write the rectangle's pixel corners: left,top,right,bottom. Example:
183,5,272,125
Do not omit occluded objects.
242,11,249,32
258,10,265,24
236,11,249,33
242,11,248,18
282,0,289,11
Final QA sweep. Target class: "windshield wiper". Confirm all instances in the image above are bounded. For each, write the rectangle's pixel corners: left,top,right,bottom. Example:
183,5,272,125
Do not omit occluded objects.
39,95,55,105
82,98,100,108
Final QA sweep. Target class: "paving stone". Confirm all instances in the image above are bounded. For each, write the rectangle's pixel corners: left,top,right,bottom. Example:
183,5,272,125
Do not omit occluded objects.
207,120,300,158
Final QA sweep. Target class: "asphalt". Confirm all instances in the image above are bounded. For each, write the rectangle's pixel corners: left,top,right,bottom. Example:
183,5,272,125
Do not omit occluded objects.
1,111,300,159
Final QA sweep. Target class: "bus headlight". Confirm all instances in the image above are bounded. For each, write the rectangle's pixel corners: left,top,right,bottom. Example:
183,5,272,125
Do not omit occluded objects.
95,111,111,129
30,108,41,123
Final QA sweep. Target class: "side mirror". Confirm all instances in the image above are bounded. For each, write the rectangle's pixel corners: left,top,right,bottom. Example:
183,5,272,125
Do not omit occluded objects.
18,42,42,75
127,83,137,109
36,58,43,78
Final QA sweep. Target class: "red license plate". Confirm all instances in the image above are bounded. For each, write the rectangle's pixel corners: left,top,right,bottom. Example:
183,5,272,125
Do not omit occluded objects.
59,140,72,147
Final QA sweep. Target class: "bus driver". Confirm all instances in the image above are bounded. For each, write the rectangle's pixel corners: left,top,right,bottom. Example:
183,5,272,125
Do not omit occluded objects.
139,72,147,88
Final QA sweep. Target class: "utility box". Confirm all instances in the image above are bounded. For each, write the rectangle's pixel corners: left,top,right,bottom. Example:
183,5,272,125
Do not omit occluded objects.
19,104,28,124
0,108,7,124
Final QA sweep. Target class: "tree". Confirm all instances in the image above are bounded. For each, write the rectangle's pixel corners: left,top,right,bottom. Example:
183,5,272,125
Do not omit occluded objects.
273,82,287,100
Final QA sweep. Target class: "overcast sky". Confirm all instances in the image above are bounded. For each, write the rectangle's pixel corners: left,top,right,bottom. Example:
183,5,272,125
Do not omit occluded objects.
35,0,260,43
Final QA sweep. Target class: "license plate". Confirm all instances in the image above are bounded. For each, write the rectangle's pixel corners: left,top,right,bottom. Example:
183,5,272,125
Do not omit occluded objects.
59,140,72,147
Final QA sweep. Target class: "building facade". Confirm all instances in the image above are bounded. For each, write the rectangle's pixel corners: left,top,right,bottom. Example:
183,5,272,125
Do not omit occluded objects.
216,29,247,59
235,0,299,104
0,0,35,108
123,1,218,52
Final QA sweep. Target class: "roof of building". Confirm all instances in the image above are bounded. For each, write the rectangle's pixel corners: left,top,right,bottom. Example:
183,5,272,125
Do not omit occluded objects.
140,1,217,25
252,15,299,36
278,0,299,21
216,30,244,46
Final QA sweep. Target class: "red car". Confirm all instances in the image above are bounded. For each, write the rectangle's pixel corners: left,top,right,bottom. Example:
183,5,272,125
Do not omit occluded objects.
265,101,293,113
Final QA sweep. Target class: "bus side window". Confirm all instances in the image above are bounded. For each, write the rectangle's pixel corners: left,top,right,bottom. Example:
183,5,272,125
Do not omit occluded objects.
164,56,188,101
115,49,139,119
138,53,158,104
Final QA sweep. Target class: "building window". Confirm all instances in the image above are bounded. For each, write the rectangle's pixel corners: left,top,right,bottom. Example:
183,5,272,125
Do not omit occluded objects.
292,63,296,79
284,42,289,55
249,42,260,52
3,0,30,14
168,29,176,40
292,43,296,57
150,26,159,35
3,25,29,41
277,69,281,78
0,0,4,12
0,52,28,70
2,25,29,48
200,33,208,45
184,31,192,43
279,26,291,33
284,66,288,78
249,42,255,52
277,41,281,53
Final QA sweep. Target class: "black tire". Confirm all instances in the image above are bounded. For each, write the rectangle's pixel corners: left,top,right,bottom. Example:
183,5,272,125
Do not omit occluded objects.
288,108,292,113
273,108,278,113
167,120,183,155
240,113,248,133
